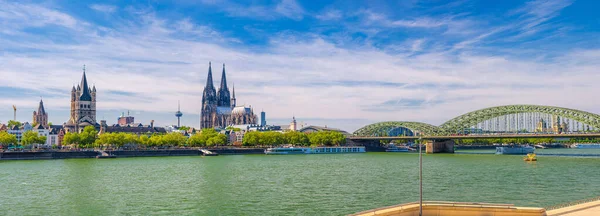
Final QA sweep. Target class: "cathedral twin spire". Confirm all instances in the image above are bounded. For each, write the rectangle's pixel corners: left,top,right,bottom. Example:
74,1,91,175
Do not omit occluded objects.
204,62,234,108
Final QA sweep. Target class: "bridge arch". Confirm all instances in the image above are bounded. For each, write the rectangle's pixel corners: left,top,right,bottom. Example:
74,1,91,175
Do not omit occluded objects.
439,105,600,133
353,121,440,136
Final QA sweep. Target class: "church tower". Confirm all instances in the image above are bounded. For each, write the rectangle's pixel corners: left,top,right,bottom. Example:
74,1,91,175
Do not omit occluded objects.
65,65,97,132
32,99,48,128
216,64,231,107
201,62,217,128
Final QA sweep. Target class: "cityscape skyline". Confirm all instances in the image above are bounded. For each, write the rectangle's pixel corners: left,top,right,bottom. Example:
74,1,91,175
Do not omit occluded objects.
1,0,600,132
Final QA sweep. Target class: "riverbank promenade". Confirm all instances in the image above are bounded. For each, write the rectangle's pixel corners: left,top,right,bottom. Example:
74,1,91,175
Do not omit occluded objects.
349,201,546,216
547,199,600,216
350,198,600,216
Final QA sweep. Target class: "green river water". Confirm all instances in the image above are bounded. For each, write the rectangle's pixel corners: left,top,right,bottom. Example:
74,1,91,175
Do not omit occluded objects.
2,149,600,215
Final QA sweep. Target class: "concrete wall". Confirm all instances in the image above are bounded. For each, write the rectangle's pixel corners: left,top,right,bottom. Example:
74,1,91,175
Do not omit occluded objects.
0,151,99,160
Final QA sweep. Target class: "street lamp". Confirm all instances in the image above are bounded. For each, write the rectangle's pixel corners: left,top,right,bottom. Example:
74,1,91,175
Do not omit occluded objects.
419,135,423,216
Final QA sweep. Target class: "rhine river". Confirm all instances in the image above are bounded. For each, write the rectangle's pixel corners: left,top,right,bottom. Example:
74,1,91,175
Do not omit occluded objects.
2,149,600,215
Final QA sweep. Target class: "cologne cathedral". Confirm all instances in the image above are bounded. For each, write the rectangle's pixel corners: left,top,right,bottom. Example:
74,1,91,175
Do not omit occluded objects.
201,62,257,128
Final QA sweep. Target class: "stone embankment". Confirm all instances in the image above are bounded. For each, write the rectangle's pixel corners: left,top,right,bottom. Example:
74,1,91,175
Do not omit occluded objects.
0,148,267,160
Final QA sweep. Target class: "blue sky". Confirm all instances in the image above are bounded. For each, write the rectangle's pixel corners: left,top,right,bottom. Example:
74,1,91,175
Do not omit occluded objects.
1,0,599,132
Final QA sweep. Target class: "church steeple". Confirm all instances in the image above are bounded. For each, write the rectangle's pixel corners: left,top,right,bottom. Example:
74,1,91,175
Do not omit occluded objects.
37,99,46,114
216,63,231,107
79,65,92,101
205,62,215,90
231,83,236,108
219,64,228,91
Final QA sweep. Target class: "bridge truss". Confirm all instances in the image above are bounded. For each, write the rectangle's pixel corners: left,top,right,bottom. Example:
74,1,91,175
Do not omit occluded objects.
353,121,441,136
353,105,600,136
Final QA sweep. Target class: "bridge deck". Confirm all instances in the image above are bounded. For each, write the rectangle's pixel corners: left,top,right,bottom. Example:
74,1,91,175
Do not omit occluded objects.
350,133,600,140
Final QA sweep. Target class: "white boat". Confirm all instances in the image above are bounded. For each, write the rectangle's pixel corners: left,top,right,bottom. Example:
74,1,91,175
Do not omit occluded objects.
495,146,535,155
264,147,311,155
265,146,365,155
386,144,409,152
575,143,600,149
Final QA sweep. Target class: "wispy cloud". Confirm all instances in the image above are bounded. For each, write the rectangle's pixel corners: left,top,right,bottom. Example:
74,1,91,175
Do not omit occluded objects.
315,9,342,21
275,0,304,21
90,4,117,13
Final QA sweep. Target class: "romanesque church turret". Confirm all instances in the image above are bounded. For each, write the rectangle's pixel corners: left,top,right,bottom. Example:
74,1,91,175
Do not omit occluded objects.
200,62,257,128
64,66,98,132
32,99,48,128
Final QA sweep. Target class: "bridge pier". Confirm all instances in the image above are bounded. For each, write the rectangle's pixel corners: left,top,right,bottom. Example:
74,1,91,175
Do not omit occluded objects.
425,139,455,154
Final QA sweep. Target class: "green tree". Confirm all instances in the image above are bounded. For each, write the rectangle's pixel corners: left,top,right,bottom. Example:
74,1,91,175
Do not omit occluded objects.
259,131,284,146
7,120,21,129
162,132,186,146
22,130,46,146
188,128,221,146
284,131,309,146
206,134,227,146
0,131,18,147
48,122,53,127
242,131,261,146
139,135,151,146
187,133,206,147
78,126,97,148
63,132,80,146
178,126,191,131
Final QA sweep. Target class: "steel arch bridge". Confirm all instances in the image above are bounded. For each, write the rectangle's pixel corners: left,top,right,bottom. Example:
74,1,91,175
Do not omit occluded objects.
353,121,441,136
440,105,600,133
353,105,600,136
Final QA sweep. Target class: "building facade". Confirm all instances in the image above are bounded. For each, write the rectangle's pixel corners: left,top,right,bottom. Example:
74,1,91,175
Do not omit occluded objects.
64,67,98,132
32,99,48,128
118,112,135,126
200,63,257,128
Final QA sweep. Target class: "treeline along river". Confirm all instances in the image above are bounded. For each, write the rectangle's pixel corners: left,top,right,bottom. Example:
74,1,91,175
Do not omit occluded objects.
1,150,600,215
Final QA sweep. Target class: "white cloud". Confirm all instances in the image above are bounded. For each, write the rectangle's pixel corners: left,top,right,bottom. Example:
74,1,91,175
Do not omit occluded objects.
0,2,599,132
391,18,445,28
315,9,342,21
0,2,79,29
90,4,117,13
275,0,304,20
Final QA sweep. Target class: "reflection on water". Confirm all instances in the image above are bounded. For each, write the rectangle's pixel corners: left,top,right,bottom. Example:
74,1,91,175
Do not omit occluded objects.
1,151,600,216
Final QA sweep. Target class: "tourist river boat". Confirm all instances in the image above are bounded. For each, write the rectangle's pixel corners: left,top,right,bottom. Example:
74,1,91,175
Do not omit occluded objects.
495,145,535,155
574,143,600,149
265,146,366,155
385,144,410,152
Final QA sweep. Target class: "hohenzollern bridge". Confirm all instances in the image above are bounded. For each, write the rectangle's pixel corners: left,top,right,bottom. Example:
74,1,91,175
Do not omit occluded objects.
349,105,600,153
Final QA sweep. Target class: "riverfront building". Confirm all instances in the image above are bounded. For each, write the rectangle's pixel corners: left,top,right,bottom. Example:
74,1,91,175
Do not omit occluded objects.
64,66,98,132
200,62,257,129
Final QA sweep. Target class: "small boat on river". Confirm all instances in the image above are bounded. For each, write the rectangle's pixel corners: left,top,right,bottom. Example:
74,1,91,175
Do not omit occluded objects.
495,145,535,155
574,143,600,149
385,144,410,152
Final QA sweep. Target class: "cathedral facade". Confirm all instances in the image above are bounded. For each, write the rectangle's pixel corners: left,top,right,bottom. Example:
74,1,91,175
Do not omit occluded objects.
64,67,98,132
201,63,257,128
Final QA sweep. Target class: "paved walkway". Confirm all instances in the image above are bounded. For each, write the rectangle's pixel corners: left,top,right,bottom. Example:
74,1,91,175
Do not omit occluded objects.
547,200,600,216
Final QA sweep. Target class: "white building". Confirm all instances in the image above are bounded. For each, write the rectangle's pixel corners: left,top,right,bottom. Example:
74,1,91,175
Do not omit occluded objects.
7,122,32,144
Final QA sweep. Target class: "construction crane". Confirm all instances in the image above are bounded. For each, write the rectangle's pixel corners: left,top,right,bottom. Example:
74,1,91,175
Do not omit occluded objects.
12,105,16,121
